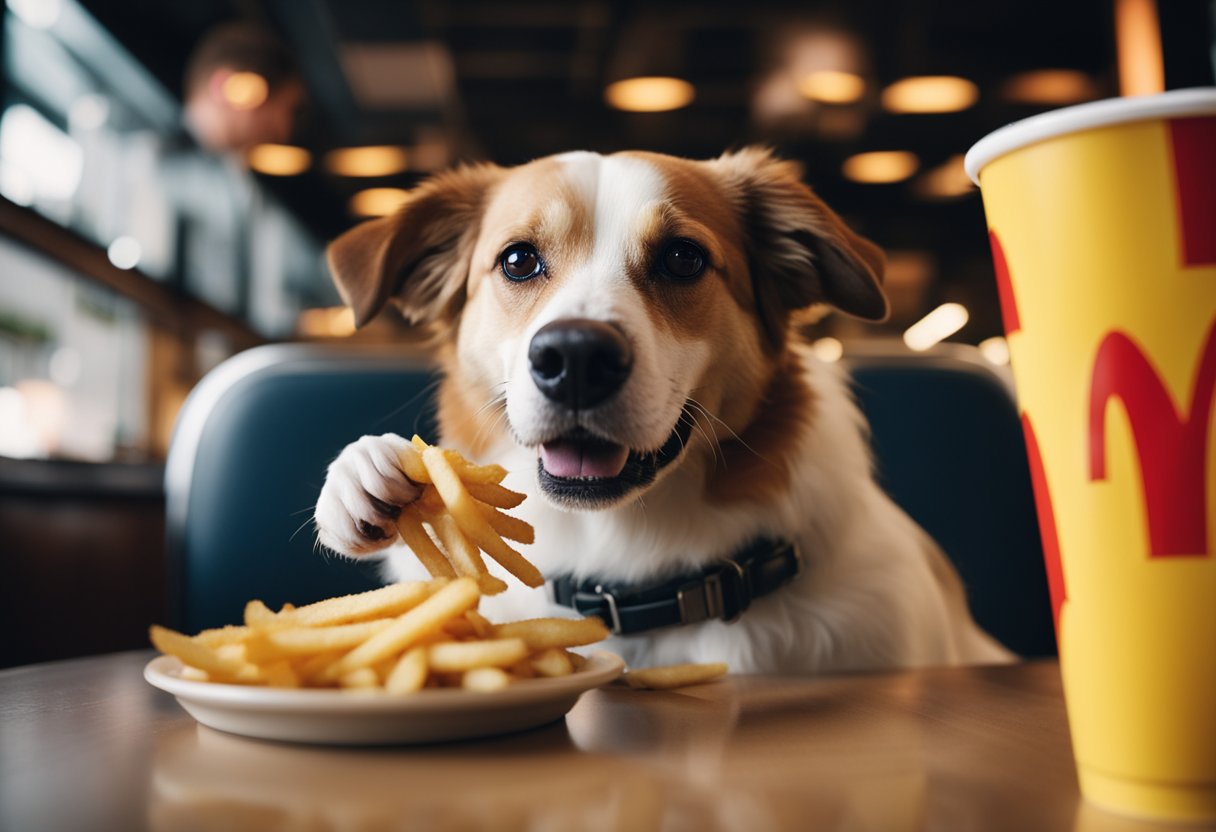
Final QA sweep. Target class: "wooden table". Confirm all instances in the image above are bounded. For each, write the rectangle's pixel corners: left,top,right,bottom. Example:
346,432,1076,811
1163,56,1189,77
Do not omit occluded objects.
0,652,1194,832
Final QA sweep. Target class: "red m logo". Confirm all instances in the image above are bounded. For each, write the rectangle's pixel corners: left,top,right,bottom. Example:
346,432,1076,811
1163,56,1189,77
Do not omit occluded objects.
1089,321,1216,557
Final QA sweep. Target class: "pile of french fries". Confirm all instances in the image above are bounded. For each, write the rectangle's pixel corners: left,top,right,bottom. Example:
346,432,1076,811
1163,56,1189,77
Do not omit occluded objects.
150,577,610,692
392,435,543,594
150,438,731,694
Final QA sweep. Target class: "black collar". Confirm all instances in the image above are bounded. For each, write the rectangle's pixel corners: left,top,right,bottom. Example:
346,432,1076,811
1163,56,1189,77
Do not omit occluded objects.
550,538,802,635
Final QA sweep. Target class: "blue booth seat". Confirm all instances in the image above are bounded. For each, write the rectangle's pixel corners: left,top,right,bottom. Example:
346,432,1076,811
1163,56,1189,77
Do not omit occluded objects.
166,341,1055,658
165,344,439,633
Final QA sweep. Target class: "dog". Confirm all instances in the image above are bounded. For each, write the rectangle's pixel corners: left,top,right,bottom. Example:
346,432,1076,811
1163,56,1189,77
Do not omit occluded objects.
313,147,1014,674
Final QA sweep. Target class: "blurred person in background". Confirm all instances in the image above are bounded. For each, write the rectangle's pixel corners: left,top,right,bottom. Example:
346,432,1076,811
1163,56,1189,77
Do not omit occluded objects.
145,22,319,337
181,22,304,155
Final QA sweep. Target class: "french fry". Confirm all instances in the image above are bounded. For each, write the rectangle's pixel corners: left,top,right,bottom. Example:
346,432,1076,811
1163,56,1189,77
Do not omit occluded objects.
422,447,544,588
426,510,509,596
396,506,458,580
465,481,526,509
261,660,301,688
623,662,729,690
385,646,429,694
179,666,210,682
465,609,493,639
476,502,535,544
193,624,252,647
409,434,508,484
427,638,529,672
266,581,439,628
530,647,575,678
243,619,394,663
150,625,260,683
294,649,345,684
243,600,278,627
332,578,481,676
396,442,430,483
339,667,380,689
462,667,512,692
492,617,610,651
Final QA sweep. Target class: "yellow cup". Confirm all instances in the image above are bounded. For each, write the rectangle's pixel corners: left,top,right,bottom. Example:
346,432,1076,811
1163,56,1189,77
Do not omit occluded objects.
967,89,1216,823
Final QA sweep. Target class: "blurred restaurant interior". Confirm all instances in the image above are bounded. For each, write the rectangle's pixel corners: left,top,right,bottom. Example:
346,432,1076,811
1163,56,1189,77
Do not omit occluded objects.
1,0,1212,667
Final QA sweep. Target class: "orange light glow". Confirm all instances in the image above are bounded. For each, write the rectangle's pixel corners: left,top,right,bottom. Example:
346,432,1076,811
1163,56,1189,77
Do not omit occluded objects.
298,307,357,338
1115,0,1165,96
325,146,410,177
1003,69,1100,105
604,77,695,112
842,151,919,184
882,76,978,113
349,187,409,217
797,71,866,104
246,144,311,176
914,155,975,199
221,71,269,111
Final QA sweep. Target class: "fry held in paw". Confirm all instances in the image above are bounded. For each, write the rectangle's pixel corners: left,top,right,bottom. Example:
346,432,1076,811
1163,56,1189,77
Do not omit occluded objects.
392,436,542,594
149,578,608,694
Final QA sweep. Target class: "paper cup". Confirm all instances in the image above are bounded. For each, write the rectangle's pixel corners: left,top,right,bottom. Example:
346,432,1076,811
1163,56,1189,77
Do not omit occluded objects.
966,89,1216,822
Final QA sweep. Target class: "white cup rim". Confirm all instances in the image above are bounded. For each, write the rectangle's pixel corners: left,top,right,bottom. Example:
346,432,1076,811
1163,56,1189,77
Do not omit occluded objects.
965,87,1216,185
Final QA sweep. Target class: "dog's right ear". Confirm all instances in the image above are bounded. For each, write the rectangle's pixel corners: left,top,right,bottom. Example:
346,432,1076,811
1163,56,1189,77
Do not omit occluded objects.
326,163,503,328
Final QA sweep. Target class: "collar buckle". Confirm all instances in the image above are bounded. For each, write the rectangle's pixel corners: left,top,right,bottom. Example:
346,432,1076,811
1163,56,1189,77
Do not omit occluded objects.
677,558,751,625
575,584,623,634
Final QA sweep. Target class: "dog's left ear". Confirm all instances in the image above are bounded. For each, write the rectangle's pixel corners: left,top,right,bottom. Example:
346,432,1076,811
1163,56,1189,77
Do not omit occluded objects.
711,147,889,323
327,163,503,329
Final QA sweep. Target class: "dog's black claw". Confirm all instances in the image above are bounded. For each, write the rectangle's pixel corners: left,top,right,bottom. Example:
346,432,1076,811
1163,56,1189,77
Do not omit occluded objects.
357,519,389,540
366,493,402,519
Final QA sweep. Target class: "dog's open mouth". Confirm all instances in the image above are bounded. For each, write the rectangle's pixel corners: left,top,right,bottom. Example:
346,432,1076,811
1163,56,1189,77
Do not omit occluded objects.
536,412,693,508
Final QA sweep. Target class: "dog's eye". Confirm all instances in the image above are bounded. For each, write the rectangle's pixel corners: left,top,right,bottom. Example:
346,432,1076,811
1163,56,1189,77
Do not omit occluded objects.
501,244,545,281
658,239,706,280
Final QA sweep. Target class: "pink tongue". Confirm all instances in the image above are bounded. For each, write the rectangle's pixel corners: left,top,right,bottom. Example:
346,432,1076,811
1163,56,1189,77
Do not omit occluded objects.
540,440,629,479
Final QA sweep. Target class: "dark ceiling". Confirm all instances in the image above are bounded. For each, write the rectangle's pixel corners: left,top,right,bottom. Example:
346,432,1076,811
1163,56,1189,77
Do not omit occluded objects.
78,0,1215,339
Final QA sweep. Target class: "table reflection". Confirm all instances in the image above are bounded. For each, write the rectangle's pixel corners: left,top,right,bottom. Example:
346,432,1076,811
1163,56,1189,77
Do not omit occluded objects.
147,681,929,832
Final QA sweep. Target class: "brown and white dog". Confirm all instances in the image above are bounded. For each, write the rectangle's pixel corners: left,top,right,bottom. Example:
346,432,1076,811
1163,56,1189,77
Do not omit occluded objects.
313,147,1013,674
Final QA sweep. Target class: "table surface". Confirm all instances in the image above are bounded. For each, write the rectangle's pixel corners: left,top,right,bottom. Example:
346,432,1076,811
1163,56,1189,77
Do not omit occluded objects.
0,651,1199,832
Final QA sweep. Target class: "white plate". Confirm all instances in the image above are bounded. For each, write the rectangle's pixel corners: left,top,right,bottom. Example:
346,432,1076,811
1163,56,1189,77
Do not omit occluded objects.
144,651,625,745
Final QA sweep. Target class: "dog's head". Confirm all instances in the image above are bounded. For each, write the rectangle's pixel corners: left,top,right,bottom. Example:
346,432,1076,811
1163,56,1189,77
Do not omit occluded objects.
328,148,887,511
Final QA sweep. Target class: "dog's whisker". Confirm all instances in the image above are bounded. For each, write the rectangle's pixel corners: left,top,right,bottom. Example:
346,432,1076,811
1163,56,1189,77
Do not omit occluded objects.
687,396,770,466
683,402,726,470
290,511,319,543
470,396,509,452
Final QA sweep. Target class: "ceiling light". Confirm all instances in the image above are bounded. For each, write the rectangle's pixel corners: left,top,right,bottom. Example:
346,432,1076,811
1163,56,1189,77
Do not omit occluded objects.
349,187,409,217
605,77,695,112
247,144,311,176
882,76,978,113
842,151,919,184
221,72,269,110
904,303,969,351
325,146,410,177
979,336,1011,365
797,71,865,104
914,155,975,199
1003,69,1099,105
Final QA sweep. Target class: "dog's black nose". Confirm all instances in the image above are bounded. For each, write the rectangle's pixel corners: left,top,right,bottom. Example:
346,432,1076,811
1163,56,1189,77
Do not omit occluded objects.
528,318,632,410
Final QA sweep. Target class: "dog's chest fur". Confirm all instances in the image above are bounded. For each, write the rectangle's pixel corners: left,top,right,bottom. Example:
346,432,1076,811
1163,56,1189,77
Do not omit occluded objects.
379,344,1000,674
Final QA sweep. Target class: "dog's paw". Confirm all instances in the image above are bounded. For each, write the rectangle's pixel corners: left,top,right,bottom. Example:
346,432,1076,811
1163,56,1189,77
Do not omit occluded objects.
314,433,423,557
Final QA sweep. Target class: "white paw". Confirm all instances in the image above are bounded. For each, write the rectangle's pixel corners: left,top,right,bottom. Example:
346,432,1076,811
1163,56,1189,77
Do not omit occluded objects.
314,433,423,557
